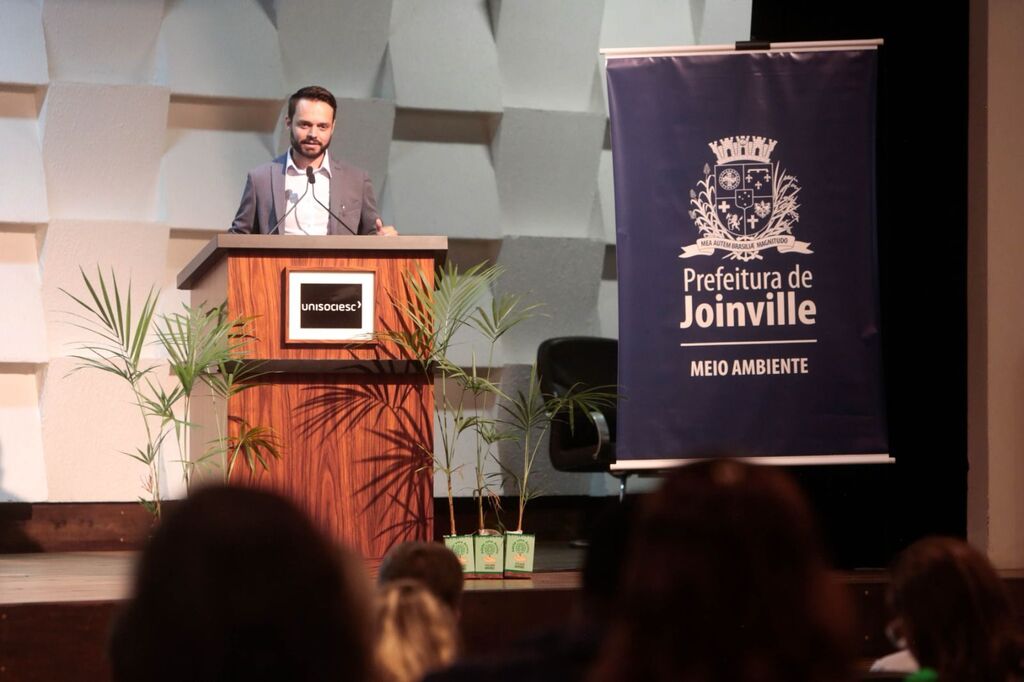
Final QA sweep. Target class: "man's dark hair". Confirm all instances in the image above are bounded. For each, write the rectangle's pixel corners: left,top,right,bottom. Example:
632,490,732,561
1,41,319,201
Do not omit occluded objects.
287,85,337,121
377,541,464,612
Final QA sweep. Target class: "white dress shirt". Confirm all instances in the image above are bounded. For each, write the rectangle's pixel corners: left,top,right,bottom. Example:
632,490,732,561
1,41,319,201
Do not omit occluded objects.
283,149,332,235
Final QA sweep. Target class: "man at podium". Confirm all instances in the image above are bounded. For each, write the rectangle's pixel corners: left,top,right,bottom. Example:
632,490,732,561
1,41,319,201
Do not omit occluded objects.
229,85,397,237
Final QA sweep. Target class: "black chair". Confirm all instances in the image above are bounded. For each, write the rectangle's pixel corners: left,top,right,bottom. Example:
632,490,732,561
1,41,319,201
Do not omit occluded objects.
536,336,619,476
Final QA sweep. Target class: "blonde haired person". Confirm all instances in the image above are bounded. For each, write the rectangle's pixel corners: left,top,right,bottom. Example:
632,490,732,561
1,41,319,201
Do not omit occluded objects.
374,579,460,682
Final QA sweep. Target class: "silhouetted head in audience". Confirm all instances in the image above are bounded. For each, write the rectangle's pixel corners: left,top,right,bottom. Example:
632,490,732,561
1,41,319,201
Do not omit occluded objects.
888,536,1024,682
378,541,464,614
109,485,373,682
591,459,854,682
374,579,460,682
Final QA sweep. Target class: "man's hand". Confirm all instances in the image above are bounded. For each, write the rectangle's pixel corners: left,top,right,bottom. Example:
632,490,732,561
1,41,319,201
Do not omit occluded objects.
375,218,398,237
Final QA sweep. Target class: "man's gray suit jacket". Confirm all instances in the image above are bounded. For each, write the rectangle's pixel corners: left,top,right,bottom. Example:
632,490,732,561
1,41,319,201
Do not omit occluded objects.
229,153,379,235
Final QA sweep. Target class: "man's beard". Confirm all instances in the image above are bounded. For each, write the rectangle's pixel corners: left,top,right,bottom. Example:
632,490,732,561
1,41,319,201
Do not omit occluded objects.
289,130,331,162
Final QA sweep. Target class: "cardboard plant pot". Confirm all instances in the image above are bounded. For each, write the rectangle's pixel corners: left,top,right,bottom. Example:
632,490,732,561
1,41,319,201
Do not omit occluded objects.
473,530,505,579
503,531,536,578
443,534,476,574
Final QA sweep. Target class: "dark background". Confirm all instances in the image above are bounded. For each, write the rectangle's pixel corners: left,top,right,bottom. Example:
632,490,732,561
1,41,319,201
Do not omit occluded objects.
750,1,969,568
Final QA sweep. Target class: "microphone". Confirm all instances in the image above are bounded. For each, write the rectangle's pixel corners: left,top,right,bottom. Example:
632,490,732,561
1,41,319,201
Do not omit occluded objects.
308,166,357,235
268,175,311,235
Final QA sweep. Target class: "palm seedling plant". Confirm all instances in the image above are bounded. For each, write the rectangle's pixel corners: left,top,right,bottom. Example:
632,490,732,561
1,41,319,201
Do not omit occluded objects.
386,262,615,576
61,267,281,517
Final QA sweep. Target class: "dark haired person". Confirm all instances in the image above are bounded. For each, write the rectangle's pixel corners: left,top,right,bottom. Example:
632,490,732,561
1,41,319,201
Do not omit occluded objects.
590,459,855,682
881,536,1024,681
378,541,465,616
230,85,397,236
109,485,374,682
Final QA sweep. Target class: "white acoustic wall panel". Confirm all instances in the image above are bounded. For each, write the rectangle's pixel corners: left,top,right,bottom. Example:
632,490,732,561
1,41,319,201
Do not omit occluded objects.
0,231,47,363
600,0,698,49
42,0,163,85
276,0,393,99
385,141,501,238
160,0,285,99
598,278,618,339
162,130,275,229
0,368,48,502
446,276,503,369
493,236,605,364
40,357,161,501
494,0,605,112
164,230,219,312
597,149,616,244
692,0,752,44
493,108,605,237
0,0,48,85
40,221,170,358
389,0,502,112
41,83,169,221
332,98,395,192
0,116,49,223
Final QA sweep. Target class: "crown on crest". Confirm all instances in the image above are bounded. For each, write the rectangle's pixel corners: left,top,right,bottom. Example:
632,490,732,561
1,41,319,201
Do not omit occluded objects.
708,135,777,164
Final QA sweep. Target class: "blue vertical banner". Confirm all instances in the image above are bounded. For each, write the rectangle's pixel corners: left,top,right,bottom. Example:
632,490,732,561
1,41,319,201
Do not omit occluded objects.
607,48,888,464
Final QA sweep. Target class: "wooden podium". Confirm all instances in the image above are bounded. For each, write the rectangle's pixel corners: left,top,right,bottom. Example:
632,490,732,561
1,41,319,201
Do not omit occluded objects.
177,234,446,560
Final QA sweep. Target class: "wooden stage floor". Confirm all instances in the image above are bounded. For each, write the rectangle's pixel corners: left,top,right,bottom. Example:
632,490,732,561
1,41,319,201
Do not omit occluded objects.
0,545,586,682
0,545,584,606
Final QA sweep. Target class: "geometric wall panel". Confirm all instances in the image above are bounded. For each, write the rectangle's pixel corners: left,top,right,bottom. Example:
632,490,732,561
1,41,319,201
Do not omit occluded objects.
0,117,49,223
40,357,156,502
599,0,698,49
42,0,163,85
596,148,616,244
0,0,48,85
162,129,275,230
598,278,618,339
330,97,396,191
0,368,48,502
494,0,605,112
159,0,285,99
389,0,502,112
493,108,605,237
41,83,169,221
493,236,605,364
384,141,501,239
692,0,753,44
277,0,393,99
39,221,170,359
0,230,47,363
164,229,219,311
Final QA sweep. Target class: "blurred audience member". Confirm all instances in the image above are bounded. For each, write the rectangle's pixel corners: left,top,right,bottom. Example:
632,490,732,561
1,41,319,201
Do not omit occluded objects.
424,499,637,682
590,459,855,682
378,541,465,614
109,485,372,682
374,579,460,682
883,536,1024,681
